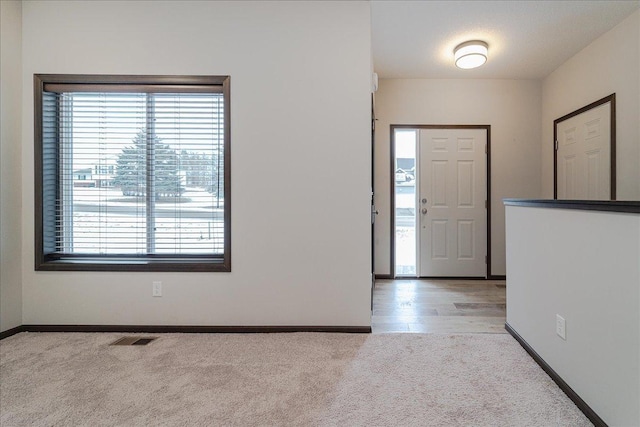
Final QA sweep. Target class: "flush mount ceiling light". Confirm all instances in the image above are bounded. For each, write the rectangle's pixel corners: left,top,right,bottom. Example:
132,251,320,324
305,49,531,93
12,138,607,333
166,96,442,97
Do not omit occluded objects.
454,40,488,69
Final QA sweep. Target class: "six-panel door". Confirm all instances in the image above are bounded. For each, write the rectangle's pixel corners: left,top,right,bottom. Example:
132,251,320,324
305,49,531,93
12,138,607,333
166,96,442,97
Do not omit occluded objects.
557,102,611,200
418,128,487,277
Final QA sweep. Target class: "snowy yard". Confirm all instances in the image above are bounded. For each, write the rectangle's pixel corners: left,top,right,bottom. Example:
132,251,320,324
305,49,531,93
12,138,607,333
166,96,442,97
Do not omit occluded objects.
68,187,224,254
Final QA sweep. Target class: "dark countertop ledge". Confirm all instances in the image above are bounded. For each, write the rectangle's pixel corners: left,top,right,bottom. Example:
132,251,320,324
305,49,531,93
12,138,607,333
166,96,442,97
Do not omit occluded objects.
503,199,640,214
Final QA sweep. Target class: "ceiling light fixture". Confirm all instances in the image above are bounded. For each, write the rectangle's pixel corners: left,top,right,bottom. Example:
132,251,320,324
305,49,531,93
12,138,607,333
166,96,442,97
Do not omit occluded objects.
454,40,488,69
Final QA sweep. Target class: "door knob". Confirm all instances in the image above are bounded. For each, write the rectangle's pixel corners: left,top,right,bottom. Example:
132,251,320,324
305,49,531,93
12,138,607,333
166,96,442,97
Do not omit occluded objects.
421,198,427,204
421,208,428,214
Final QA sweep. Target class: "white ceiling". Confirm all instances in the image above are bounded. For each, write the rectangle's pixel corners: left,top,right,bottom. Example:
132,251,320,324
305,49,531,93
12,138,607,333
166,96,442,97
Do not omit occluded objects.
372,0,640,79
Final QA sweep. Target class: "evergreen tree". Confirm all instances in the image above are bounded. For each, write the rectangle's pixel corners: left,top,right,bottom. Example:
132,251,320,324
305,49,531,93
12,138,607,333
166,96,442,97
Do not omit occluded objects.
180,149,220,197
113,130,184,197
113,132,145,196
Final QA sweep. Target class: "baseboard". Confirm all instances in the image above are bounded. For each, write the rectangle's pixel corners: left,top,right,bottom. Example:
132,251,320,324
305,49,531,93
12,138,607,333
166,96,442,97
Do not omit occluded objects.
505,322,607,427
19,324,372,334
375,275,505,281
419,276,487,280
0,325,26,340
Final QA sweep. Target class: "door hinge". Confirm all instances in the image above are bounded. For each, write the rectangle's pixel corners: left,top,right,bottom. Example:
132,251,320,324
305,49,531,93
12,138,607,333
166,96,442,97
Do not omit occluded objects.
485,143,487,154
555,140,558,151
485,200,487,209
485,255,488,264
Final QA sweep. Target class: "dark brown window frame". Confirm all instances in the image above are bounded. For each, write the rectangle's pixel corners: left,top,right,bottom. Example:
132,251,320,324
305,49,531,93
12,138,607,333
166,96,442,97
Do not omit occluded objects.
34,74,231,272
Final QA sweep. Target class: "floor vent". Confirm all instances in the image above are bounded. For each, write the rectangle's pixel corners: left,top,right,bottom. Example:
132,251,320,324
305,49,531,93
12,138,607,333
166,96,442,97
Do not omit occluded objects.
110,337,157,346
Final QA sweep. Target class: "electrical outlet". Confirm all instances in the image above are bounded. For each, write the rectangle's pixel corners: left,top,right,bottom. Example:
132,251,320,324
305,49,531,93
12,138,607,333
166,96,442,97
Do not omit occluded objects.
152,281,162,297
556,314,566,340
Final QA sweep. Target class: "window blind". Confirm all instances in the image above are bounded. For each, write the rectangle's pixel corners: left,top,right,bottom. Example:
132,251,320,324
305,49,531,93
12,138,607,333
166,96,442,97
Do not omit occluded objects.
42,89,225,257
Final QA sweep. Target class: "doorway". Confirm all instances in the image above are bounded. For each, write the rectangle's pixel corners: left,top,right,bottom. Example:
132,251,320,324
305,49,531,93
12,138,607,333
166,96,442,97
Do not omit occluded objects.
391,125,491,278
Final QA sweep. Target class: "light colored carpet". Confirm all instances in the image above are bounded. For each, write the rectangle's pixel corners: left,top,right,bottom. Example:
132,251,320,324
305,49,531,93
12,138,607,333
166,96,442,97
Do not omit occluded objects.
0,332,592,426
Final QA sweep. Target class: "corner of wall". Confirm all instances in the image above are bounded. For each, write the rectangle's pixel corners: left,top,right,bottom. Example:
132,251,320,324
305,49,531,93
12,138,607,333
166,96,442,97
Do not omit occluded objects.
0,0,24,332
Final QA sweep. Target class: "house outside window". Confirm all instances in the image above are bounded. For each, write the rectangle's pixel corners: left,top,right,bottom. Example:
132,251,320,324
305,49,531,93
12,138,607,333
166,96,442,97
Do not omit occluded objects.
34,74,230,272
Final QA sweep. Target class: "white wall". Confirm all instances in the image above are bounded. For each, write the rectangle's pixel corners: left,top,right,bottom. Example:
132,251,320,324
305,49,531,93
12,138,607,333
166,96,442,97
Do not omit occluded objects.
0,0,23,333
505,205,640,426
542,10,640,200
374,79,542,276
20,1,372,326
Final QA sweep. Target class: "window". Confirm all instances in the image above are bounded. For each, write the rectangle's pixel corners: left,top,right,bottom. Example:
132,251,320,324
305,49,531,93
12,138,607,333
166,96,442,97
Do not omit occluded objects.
34,75,230,271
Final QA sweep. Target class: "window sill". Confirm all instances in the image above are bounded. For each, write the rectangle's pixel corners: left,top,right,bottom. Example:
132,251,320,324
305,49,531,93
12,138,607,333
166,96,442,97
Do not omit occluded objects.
36,256,231,272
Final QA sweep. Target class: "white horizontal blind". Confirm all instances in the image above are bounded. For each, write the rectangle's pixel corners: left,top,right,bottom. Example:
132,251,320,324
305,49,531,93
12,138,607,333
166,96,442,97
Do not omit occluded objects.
47,91,224,255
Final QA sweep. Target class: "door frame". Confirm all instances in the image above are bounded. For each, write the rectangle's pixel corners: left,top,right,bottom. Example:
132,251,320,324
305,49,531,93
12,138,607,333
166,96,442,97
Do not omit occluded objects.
390,124,492,279
370,94,376,309
553,93,616,200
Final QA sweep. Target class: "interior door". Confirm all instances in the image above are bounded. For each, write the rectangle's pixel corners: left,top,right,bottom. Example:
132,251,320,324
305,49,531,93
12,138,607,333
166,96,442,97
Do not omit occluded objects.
556,101,612,200
418,128,486,277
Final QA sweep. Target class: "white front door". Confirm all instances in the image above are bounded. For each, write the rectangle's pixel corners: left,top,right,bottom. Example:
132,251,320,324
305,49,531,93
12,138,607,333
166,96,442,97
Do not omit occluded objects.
418,128,486,277
556,102,611,200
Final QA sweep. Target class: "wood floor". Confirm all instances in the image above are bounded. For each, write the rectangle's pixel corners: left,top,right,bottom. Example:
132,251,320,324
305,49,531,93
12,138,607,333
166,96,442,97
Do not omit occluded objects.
372,279,507,334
